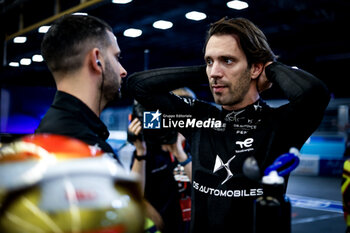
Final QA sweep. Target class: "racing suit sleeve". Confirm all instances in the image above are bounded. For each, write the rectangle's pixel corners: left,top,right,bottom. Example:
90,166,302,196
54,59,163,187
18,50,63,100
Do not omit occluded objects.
264,62,331,156
126,65,208,115
265,62,330,108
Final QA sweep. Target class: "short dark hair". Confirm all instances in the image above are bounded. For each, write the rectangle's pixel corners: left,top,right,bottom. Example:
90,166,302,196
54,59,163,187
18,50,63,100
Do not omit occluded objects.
204,17,277,66
41,14,113,73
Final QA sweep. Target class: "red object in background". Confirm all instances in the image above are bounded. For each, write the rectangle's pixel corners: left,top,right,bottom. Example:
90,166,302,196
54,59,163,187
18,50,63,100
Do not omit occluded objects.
179,196,191,221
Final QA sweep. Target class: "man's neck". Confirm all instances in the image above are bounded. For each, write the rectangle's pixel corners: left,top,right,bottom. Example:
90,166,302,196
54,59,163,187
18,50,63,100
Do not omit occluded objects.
55,74,101,117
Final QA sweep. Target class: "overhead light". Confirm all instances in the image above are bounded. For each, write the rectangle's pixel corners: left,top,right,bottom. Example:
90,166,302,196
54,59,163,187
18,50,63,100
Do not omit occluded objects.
9,62,19,67
32,54,44,62
227,0,249,10
38,26,51,33
20,58,31,66
153,20,173,30
72,12,88,16
112,0,132,4
123,28,142,38
13,36,27,43
185,11,207,21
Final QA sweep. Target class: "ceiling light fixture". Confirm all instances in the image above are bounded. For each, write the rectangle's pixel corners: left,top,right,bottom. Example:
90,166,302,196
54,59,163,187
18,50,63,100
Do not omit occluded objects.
32,55,44,62
38,26,51,33
185,11,207,21
72,12,88,16
112,0,132,3
227,0,249,10
153,20,173,30
13,36,27,43
123,28,142,38
20,58,31,66
9,62,20,67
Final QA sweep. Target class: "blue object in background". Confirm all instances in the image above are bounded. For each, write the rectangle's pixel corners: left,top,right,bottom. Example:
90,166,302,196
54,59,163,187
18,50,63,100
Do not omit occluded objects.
1,86,55,134
300,135,346,159
1,114,40,134
294,134,347,176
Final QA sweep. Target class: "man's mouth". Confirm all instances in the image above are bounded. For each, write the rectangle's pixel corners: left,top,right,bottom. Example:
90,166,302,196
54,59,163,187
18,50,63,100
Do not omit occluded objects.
212,84,227,93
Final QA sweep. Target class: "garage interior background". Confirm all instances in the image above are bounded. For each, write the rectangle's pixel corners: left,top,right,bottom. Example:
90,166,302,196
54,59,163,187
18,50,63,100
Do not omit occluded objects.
0,0,350,175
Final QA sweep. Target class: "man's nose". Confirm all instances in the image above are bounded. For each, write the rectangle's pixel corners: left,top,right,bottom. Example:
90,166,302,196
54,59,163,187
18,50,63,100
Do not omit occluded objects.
120,64,127,78
209,62,223,79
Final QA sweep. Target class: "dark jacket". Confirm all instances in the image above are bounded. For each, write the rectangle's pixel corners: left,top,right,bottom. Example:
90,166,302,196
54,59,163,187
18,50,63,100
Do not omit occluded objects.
36,91,119,162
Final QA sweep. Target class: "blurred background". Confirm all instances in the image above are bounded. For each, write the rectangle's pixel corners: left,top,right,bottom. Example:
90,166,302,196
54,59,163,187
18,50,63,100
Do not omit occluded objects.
0,1,349,231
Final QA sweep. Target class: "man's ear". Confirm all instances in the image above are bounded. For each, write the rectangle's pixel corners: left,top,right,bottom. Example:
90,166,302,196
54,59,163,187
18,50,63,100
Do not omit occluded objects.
250,63,264,80
88,48,102,74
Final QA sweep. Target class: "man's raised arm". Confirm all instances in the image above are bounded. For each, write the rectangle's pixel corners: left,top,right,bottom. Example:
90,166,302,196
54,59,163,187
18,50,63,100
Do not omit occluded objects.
126,65,207,112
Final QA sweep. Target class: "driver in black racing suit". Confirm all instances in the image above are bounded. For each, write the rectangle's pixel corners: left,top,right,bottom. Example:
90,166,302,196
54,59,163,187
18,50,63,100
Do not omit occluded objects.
127,17,330,233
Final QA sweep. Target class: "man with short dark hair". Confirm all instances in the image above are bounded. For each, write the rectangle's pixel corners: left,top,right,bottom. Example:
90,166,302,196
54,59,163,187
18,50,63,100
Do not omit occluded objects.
127,17,330,232
36,14,127,160
35,14,166,232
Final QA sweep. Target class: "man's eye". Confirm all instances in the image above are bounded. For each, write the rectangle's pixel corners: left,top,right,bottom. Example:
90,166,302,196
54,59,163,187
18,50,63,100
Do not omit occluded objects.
206,58,213,65
224,58,233,64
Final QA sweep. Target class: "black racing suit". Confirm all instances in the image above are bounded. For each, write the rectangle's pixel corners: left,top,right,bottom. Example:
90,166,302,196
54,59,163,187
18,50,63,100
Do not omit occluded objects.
127,62,330,233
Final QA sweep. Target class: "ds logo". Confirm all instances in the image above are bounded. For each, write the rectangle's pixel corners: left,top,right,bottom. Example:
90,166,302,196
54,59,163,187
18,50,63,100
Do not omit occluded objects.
143,110,162,129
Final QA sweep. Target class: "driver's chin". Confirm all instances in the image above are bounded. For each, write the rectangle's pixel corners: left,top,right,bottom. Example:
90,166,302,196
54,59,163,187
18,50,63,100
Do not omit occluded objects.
212,91,224,103
213,96,226,106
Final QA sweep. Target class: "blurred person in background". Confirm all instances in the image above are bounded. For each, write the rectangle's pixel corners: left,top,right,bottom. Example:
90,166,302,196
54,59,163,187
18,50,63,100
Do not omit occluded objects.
128,87,194,233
